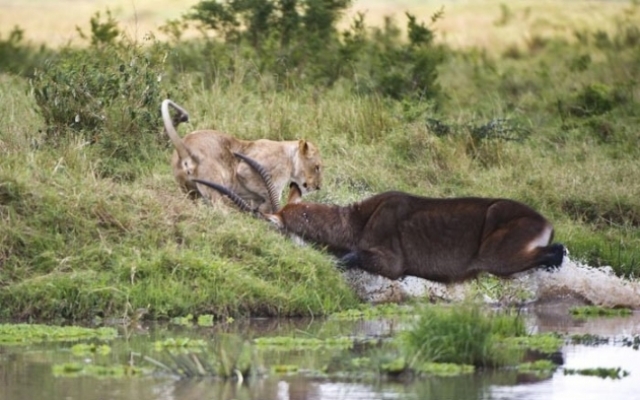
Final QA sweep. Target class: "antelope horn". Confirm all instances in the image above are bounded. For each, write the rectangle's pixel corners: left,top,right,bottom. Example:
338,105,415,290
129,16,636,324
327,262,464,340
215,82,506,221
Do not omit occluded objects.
192,179,261,217
233,152,280,212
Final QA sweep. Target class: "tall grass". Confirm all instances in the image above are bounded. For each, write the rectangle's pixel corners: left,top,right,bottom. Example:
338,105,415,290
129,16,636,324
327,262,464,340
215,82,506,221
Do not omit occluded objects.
1,2,640,321
401,303,526,367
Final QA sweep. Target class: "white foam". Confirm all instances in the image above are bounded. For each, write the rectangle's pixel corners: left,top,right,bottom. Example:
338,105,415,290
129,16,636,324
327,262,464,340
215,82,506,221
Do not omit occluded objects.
532,256,640,309
342,255,640,309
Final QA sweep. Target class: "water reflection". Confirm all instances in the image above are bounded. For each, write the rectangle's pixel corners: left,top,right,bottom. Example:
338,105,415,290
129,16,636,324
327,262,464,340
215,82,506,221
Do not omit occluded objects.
1,304,640,400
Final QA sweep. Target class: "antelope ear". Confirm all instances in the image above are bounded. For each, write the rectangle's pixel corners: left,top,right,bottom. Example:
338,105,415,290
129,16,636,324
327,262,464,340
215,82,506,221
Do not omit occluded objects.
266,214,284,229
298,139,309,156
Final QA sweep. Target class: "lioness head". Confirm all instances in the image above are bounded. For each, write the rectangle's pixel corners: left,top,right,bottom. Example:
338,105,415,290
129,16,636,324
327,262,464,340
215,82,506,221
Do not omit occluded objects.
293,139,323,195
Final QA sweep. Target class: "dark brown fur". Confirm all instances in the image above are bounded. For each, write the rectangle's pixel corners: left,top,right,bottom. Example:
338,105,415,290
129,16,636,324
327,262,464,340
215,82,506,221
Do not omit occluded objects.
193,182,565,284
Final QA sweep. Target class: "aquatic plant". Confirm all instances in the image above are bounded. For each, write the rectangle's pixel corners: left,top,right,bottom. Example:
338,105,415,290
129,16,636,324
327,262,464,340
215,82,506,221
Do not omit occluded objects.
329,303,416,321
621,335,640,350
563,367,630,379
197,314,215,326
570,333,610,346
501,333,565,355
516,359,559,380
154,337,208,352
400,303,528,367
52,362,147,378
70,343,112,356
0,323,117,345
271,364,299,374
140,334,254,379
415,362,475,377
254,336,355,350
569,305,632,318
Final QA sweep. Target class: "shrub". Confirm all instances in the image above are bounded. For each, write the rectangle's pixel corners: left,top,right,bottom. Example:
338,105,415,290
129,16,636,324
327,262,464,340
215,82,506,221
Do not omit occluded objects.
30,11,172,179
180,1,445,100
0,26,51,77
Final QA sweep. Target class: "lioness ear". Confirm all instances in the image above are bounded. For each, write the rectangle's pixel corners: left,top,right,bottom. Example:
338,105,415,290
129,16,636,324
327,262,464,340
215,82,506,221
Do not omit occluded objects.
298,139,309,156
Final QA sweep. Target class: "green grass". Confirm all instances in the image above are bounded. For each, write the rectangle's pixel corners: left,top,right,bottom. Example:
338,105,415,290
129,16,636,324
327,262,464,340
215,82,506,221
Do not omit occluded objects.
1,2,640,321
400,303,528,367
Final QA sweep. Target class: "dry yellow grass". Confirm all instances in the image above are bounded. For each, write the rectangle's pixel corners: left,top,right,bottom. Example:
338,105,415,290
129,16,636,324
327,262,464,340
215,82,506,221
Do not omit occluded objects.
346,0,629,51
0,0,632,51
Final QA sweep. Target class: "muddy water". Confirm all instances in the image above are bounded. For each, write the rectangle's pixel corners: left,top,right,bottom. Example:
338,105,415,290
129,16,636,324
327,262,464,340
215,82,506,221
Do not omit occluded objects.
2,259,640,400
2,303,640,400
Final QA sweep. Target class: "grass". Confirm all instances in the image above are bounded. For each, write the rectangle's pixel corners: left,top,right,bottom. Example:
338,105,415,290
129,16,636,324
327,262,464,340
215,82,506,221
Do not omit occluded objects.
1,1,640,321
400,303,528,367
1,0,631,53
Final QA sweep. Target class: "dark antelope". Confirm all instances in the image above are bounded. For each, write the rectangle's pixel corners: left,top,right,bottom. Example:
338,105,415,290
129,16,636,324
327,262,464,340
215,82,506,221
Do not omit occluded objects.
193,157,565,283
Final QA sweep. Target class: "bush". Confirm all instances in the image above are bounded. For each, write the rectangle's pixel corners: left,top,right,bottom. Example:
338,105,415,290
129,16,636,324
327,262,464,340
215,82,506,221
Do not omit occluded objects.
0,26,51,77
180,1,445,100
30,11,172,180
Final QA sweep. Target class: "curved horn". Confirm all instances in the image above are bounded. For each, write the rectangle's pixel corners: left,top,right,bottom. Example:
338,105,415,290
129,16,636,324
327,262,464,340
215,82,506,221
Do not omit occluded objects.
233,152,280,212
192,179,262,216
161,99,191,160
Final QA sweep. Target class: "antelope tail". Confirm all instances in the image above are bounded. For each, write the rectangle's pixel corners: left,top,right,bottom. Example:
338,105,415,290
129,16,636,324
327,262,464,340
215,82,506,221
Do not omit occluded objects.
161,99,191,161
233,152,280,212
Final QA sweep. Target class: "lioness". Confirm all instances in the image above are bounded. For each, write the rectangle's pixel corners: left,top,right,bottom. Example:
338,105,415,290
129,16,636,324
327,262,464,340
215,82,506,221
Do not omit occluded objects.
161,99,323,212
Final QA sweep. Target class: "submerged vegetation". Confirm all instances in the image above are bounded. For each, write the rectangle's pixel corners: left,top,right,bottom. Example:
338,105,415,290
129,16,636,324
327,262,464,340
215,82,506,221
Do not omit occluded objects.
1,0,640,321
0,323,117,344
570,305,633,318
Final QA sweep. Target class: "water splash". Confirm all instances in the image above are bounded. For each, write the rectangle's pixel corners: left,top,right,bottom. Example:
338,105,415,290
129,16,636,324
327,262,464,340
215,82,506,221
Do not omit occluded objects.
342,255,640,309
533,257,640,309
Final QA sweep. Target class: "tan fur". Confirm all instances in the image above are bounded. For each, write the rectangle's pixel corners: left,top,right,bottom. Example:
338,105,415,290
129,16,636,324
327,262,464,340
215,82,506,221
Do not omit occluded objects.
161,99,323,213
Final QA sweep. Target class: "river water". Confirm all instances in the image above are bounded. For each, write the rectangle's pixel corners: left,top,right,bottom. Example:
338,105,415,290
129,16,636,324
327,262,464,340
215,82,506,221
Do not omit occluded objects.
2,258,640,400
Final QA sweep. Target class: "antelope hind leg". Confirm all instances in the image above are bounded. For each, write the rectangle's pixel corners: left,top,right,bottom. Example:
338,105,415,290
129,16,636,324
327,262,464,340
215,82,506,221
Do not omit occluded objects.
476,216,566,277
538,243,566,272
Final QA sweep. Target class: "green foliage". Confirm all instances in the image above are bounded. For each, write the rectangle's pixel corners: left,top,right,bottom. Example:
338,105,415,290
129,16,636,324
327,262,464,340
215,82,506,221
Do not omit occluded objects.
179,1,444,99
0,26,52,76
400,303,526,367
76,9,121,47
30,12,171,180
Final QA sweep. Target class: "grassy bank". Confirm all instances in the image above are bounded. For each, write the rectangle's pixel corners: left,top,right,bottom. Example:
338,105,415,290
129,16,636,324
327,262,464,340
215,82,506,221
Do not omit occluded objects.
1,1,639,321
